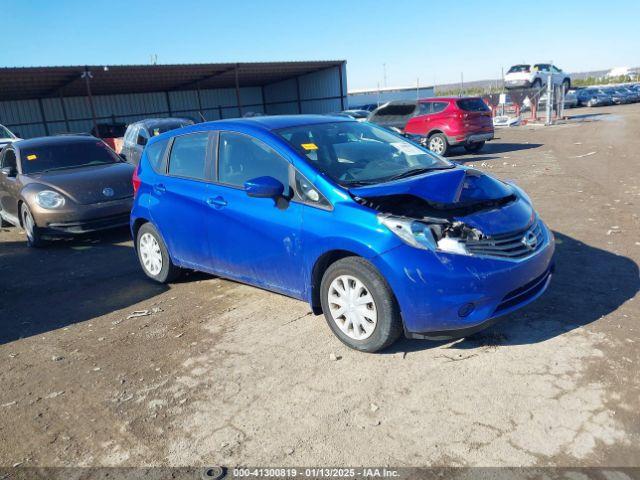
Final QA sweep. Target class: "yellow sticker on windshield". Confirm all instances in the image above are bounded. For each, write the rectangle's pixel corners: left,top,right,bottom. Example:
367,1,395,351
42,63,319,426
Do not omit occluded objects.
27,154,37,161
153,128,160,136
301,143,318,151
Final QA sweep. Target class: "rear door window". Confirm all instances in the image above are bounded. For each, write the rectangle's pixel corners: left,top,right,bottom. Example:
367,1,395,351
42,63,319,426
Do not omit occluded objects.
167,132,210,180
145,138,170,173
418,103,432,114
431,102,449,113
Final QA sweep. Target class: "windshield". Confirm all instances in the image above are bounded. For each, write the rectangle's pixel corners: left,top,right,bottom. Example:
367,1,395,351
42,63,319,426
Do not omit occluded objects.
0,125,15,139
508,65,530,73
20,139,121,174
277,121,451,186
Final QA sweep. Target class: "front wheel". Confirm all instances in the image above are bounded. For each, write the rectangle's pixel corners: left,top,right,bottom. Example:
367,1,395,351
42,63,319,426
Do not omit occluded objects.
427,133,448,156
320,257,402,352
136,223,181,283
21,204,45,247
464,141,485,153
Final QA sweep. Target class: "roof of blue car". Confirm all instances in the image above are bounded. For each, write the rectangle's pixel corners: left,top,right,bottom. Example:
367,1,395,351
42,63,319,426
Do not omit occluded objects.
206,114,352,131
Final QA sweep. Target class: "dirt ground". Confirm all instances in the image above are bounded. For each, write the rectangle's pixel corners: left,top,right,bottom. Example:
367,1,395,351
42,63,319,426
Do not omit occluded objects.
0,104,639,468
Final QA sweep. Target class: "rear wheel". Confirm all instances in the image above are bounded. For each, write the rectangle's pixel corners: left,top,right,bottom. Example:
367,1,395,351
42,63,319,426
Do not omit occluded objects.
427,133,448,156
464,141,485,153
21,203,45,248
136,222,181,283
320,257,402,353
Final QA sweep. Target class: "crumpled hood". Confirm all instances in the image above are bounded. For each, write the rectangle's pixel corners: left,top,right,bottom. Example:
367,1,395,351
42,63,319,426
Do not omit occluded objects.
349,166,514,205
350,166,535,235
26,162,135,205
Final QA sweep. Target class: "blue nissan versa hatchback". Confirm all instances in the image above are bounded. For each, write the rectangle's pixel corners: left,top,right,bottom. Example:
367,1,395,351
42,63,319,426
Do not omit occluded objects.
131,115,554,352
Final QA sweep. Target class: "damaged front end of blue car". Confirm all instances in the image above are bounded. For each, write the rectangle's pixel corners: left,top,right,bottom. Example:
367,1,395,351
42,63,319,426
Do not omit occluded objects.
349,166,555,339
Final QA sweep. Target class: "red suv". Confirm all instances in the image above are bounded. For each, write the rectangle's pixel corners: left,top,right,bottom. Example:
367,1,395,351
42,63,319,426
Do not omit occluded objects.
368,97,494,155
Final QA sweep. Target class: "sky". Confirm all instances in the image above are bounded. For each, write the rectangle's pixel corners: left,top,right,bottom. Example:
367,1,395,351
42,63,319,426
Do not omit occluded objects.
3,0,639,90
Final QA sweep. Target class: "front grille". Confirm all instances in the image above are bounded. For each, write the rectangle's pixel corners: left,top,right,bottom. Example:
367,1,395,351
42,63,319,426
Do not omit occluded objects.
463,221,543,260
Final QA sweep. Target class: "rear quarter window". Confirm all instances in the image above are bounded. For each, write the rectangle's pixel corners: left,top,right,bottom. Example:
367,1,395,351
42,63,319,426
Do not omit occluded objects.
456,99,490,112
145,138,169,173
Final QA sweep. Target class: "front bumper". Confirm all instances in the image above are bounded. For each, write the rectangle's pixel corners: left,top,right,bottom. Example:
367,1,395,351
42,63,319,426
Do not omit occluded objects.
32,197,133,236
372,221,555,336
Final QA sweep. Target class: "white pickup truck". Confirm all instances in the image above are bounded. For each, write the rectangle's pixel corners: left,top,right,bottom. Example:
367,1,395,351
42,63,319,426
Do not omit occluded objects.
504,64,571,91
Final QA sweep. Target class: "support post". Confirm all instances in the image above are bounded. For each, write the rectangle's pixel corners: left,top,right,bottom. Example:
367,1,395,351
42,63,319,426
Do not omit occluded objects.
234,63,242,117
295,76,302,114
196,88,205,122
59,92,70,132
82,66,99,134
338,63,345,110
545,70,553,125
37,98,50,136
165,91,173,116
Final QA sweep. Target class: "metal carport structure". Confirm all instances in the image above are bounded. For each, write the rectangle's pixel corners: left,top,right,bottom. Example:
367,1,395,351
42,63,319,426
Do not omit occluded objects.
0,61,347,138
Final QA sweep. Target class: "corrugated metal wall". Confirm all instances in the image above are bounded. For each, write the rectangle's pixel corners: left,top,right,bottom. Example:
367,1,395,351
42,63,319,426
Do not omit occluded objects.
348,86,435,108
263,65,345,115
0,64,347,138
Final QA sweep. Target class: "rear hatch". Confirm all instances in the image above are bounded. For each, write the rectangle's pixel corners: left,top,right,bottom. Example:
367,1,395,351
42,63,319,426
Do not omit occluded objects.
505,65,531,82
456,98,493,132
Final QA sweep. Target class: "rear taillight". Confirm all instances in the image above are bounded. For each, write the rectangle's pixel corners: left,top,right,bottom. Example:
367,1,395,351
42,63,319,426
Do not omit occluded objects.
132,165,141,197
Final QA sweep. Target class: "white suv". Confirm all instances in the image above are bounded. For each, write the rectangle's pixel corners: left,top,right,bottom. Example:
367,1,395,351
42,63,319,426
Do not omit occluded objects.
504,64,571,91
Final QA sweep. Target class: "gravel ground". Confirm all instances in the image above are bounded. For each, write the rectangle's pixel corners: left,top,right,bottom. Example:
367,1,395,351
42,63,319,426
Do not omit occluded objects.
0,104,638,468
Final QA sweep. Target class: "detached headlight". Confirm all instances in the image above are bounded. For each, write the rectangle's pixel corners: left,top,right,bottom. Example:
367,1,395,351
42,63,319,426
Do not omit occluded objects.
36,190,65,209
379,215,472,255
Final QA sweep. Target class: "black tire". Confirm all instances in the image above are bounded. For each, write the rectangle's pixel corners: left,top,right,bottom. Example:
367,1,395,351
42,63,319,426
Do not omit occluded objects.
427,132,449,156
464,141,485,153
136,222,181,283
20,203,45,248
320,256,402,353
532,78,542,89
0,214,11,227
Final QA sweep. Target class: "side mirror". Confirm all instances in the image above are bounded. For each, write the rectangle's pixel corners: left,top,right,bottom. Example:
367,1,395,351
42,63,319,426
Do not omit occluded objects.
244,176,284,199
136,135,147,146
1,166,17,177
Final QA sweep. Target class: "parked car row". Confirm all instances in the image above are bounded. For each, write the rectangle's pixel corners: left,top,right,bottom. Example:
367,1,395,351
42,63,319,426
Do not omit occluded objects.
0,117,193,246
574,84,640,107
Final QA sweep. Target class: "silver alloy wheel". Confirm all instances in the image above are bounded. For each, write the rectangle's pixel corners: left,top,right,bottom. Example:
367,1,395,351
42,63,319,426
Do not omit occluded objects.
139,232,163,276
327,274,377,340
22,208,35,241
429,136,445,154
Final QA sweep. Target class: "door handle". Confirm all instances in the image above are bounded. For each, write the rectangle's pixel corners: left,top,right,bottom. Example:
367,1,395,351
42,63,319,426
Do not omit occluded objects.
206,196,227,208
153,183,166,194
